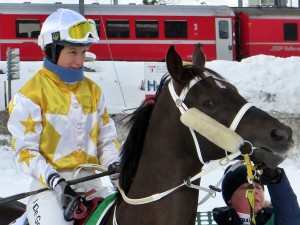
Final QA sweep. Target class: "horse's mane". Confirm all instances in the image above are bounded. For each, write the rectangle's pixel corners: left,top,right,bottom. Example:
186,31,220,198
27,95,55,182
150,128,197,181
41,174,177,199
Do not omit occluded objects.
118,66,236,193
119,74,171,193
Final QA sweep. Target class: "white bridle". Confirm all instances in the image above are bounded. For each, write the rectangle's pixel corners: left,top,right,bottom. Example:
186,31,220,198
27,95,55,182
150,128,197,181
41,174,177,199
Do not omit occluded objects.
113,76,255,209
168,77,254,164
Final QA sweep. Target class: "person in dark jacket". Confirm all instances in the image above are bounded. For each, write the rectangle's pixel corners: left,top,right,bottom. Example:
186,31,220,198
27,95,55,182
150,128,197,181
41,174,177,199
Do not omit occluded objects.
213,164,300,225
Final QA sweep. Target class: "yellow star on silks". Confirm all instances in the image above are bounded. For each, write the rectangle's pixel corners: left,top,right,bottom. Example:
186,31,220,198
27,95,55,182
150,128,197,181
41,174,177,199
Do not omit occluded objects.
19,114,40,135
45,98,98,161
18,149,36,167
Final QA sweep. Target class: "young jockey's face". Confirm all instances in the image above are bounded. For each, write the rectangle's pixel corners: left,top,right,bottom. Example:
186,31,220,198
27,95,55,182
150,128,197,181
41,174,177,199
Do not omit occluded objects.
57,45,89,69
229,182,265,215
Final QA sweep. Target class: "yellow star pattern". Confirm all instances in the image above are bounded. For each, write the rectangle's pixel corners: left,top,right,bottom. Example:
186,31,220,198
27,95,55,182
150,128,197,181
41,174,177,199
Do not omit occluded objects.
20,114,40,135
18,149,36,167
53,150,99,169
45,97,98,162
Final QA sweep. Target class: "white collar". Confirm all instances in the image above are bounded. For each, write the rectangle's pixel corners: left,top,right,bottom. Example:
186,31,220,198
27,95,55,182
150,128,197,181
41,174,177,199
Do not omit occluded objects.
237,212,251,225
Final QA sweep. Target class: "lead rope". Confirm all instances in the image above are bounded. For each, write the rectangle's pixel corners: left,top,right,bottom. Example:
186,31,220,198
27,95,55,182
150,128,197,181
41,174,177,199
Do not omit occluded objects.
229,103,257,224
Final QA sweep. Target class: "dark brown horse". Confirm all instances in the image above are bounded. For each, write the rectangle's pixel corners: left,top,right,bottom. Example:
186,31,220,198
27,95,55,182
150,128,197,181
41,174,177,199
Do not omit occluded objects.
1,44,294,225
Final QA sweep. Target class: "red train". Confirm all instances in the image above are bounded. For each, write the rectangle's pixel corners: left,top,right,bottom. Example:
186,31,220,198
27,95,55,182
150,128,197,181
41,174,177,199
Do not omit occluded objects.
0,3,299,61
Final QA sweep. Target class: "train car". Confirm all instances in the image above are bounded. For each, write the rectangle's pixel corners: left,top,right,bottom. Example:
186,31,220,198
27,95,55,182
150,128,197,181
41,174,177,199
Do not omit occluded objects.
1,3,299,62
0,3,236,61
233,7,300,60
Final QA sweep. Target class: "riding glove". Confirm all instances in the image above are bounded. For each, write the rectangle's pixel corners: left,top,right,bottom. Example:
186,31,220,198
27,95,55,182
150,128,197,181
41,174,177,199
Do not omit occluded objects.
108,161,121,180
108,162,121,190
47,173,79,221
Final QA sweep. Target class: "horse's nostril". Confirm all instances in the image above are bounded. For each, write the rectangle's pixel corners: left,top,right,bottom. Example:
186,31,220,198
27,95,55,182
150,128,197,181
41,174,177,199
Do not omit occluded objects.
271,129,288,141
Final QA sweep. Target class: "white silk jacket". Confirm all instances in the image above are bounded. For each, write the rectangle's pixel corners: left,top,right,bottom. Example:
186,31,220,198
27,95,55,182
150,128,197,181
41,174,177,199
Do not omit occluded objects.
7,67,120,186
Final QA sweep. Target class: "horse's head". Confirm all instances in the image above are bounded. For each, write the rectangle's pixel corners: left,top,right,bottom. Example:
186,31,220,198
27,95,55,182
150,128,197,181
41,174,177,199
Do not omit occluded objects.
166,44,294,169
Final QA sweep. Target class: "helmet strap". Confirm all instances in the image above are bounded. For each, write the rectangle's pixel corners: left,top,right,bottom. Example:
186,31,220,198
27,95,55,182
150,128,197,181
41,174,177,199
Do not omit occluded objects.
46,43,64,64
51,43,58,64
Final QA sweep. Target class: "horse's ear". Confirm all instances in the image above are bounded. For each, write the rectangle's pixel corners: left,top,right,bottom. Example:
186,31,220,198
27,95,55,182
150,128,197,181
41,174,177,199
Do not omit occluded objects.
166,45,183,83
192,43,205,70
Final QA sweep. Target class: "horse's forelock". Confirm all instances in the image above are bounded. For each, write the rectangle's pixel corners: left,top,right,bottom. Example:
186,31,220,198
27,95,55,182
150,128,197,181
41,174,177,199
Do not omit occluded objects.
180,65,203,83
203,68,238,92
171,64,239,94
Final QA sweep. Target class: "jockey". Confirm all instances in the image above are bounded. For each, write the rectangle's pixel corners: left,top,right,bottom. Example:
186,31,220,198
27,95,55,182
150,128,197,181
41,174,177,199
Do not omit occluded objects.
7,8,120,225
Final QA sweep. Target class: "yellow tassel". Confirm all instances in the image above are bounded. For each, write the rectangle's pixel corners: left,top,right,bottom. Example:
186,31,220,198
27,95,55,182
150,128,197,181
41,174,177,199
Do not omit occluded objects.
244,154,256,225
246,185,256,225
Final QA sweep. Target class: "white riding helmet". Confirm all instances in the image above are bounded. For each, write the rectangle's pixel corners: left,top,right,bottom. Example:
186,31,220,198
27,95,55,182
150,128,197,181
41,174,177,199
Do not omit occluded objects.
38,8,99,49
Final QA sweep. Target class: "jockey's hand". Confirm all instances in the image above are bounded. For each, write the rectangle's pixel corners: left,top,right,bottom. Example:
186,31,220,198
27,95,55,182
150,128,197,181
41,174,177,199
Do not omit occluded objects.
108,161,121,180
259,167,283,185
108,162,121,190
47,173,79,221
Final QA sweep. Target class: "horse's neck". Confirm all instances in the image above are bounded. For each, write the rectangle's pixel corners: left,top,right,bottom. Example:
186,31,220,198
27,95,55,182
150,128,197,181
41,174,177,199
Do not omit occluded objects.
115,90,202,225
127,91,201,196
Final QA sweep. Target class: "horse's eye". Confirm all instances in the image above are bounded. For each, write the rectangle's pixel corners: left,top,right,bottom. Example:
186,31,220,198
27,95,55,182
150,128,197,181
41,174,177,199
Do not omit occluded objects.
203,100,215,108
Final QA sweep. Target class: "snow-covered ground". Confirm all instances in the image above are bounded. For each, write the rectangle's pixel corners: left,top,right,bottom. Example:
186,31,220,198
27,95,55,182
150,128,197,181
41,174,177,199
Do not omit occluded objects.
0,54,299,211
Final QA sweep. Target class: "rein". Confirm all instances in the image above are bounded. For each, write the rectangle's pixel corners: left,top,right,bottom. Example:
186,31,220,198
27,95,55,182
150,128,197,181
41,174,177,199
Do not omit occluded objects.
112,76,257,225
114,151,239,205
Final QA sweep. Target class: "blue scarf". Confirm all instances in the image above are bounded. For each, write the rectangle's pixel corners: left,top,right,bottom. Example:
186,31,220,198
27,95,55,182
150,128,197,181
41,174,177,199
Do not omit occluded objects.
43,57,84,83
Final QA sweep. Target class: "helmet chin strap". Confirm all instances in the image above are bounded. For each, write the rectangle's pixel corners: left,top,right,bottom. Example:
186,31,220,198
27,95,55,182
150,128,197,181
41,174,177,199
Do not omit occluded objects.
51,43,58,64
48,41,92,64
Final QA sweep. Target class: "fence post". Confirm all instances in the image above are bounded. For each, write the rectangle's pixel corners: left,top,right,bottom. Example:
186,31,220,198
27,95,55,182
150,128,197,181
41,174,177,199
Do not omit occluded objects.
4,81,7,109
6,47,20,104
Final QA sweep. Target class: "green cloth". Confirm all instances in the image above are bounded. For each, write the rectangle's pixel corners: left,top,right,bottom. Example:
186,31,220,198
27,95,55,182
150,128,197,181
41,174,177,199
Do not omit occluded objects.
264,214,275,225
85,192,118,225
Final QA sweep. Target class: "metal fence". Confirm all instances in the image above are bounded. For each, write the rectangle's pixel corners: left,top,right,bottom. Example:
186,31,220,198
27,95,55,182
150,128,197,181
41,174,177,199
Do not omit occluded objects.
196,212,217,225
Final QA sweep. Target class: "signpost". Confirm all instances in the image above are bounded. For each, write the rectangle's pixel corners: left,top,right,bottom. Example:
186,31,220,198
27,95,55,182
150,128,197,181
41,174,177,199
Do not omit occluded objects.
6,47,20,104
144,62,167,99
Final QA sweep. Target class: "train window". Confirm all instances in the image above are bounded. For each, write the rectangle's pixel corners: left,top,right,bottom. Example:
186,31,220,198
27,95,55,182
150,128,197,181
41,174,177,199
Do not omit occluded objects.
136,21,159,38
164,21,187,38
218,20,229,39
284,23,298,41
16,19,40,38
106,20,129,38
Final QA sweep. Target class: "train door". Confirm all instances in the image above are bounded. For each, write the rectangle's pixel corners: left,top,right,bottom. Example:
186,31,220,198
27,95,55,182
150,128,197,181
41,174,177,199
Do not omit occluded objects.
215,18,233,60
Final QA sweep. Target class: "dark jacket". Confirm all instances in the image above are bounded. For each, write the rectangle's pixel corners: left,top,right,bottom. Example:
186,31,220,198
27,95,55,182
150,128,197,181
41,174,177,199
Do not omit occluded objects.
213,170,300,225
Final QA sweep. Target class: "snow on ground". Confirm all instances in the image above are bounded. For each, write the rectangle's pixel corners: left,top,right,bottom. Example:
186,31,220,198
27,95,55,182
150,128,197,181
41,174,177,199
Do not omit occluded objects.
0,54,299,210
